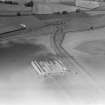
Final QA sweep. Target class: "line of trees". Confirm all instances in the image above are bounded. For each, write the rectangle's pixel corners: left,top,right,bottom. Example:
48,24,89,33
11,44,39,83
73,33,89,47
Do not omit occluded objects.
0,0,19,5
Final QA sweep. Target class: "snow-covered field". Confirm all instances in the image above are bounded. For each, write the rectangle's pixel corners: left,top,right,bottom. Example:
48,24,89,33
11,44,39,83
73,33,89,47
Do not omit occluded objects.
1,2,105,105
1,24,105,105
63,26,105,102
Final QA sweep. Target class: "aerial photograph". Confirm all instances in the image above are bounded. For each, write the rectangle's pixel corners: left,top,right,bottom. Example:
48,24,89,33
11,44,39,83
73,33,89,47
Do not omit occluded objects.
1,0,105,105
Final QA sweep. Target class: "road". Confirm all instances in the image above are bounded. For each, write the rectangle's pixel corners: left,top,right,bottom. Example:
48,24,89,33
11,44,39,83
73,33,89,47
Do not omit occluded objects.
50,25,94,75
49,25,105,103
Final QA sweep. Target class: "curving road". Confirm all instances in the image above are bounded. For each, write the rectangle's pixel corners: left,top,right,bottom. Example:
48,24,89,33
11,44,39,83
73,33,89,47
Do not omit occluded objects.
50,25,105,94
50,26,86,72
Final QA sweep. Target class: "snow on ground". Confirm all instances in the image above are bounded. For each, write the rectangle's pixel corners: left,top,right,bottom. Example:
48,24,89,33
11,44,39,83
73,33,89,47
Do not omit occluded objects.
1,2,105,105
63,26,105,97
